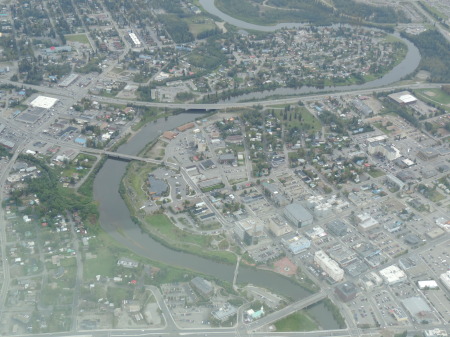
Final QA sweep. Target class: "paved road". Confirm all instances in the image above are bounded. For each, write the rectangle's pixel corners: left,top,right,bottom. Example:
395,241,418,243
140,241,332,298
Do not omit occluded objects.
0,141,25,315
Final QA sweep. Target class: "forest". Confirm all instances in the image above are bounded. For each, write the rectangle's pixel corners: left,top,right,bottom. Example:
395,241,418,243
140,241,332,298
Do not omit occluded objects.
404,30,450,82
217,0,408,25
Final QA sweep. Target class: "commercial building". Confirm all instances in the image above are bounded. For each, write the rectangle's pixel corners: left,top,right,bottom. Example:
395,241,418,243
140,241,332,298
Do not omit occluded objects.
282,235,311,254
284,203,313,228
357,213,379,231
267,216,292,237
29,95,58,109
335,282,358,302
326,220,347,236
262,182,289,207
418,147,440,161
235,218,265,245
439,271,450,291
389,307,408,322
379,265,407,285
58,73,79,87
401,297,432,318
314,250,344,282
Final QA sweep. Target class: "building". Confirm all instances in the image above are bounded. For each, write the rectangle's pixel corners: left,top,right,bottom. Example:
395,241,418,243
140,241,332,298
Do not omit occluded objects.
401,297,433,319
326,220,347,236
385,174,406,190
418,147,440,161
44,46,72,54
281,235,311,254
389,307,408,322
235,218,265,245
357,213,379,231
177,122,195,132
262,182,289,207
129,32,141,47
425,329,448,337
190,277,213,297
58,73,79,87
267,216,292,237
379,265,407,285
368,141,401,161
29,95,58,109
335,282,358,302
314,250,344,282
225,135,244,144
218,153,236,164
439,271,450,291
388,91,418,105
284,203,313,228
212,304,237,321
417,280,439,290
117,257,139,269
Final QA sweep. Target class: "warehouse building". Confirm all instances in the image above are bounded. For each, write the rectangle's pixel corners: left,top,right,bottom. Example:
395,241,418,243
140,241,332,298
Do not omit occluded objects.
314,250,344,282
284,203,313,228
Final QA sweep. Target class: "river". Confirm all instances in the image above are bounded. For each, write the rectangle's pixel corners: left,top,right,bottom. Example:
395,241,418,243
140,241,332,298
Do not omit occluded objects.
92,3,422,328
95,114,311,298
199,0,421,102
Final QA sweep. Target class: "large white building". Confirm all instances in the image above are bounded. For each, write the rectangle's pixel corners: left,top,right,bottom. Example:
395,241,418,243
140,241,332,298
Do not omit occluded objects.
314,250,344,282
368,141,401,161
440,271,450,291
379,265,407,285
129,32,141,47
30,95,58,109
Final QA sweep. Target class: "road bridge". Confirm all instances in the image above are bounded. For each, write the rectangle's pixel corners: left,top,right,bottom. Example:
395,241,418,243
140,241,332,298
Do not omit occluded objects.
81,148,163,165
247,291,328,331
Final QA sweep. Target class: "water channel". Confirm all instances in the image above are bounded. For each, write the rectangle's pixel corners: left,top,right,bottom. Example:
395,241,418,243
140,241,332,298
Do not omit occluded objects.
199,0,421,102
93,2,423,328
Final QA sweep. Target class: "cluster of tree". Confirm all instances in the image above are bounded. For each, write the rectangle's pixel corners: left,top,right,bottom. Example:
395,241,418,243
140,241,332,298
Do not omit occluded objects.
404,30,450,82
197,28,223,40
160,15,194,43
12,155,98,223
218,0,407,26
188,39,227,70
382,98,420,128
333,0,408,23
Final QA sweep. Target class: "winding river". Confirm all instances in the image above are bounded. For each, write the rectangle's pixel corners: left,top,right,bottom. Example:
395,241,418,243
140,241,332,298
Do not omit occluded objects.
93,2,422,328
94,114,340,328
199,0,421,102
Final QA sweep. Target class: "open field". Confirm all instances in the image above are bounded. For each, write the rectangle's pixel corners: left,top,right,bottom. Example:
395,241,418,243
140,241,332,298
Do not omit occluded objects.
274,310,319,331
65,33,90,44
414,88,450,105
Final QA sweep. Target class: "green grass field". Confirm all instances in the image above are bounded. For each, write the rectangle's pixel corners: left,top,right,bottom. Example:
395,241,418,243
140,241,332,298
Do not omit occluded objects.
65,34,90,44
274,311,318,332
184,16,216,36
83,234,117,280
414,88,450,105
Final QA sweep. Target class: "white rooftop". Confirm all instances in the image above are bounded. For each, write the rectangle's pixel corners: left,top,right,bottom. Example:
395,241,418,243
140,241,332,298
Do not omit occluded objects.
30,96,58,109
379,265,407,284
399,94,417,103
